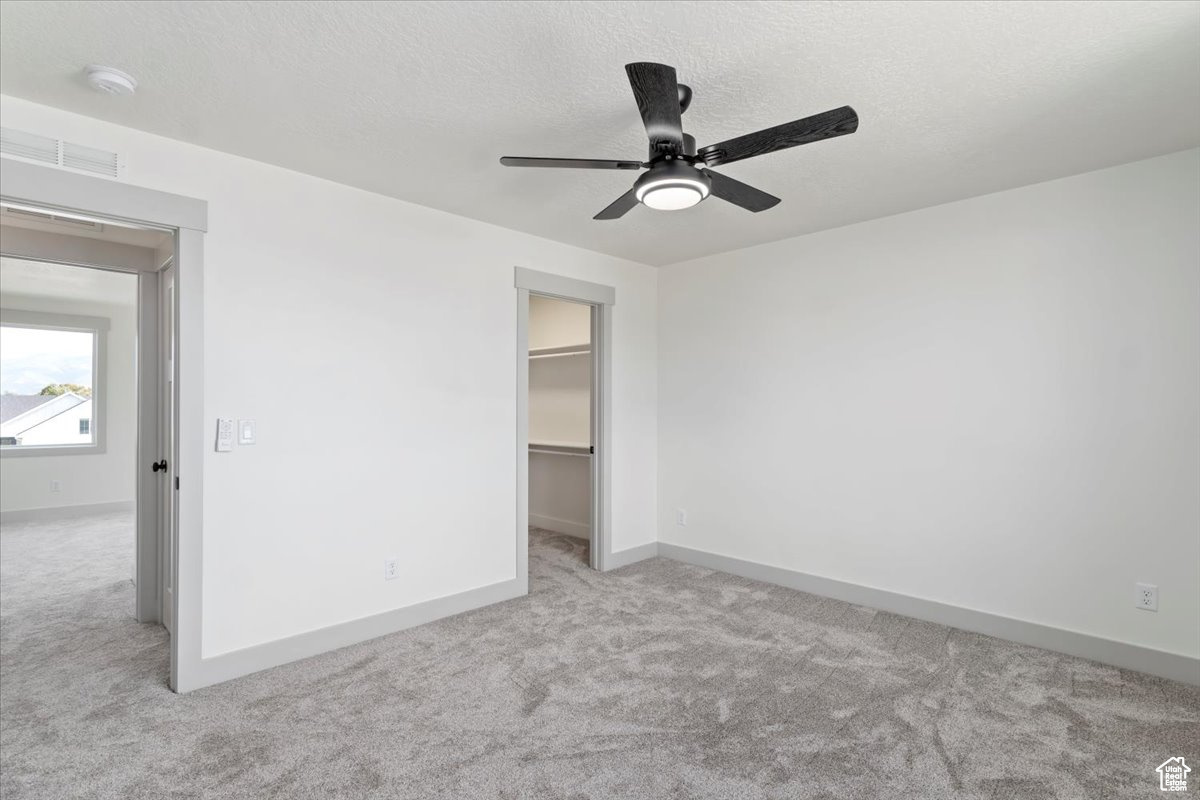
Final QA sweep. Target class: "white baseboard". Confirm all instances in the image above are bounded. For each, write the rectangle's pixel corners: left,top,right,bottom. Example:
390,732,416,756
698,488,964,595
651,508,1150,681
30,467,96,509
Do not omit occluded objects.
529,513,590,541
606,541,659,570
658,542,1200,687
0,500,135,524
180,577,525,693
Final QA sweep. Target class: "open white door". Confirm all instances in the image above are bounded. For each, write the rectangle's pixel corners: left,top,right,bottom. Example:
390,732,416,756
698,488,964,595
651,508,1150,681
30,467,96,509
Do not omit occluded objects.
159,262,176,634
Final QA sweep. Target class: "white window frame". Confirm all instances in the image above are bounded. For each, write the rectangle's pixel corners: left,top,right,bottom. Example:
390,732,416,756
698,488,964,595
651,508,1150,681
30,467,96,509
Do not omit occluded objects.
0,308,109,457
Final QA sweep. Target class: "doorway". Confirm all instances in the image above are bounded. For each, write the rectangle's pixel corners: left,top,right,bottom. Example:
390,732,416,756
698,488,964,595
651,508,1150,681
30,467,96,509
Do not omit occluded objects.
0,202,176,679
527,295,594,571
0,158,206,691
514,267,614,588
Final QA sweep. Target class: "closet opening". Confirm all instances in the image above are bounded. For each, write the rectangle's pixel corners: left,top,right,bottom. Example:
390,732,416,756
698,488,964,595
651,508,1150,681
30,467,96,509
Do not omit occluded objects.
527,294,595,572
515,267,614,586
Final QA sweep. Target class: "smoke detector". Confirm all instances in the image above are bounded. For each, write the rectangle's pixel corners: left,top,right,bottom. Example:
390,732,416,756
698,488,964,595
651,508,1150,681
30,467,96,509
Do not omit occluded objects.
85,65,137,96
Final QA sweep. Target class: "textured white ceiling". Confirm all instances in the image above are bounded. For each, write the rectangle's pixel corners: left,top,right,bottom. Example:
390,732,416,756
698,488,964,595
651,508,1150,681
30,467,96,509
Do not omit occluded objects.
1,1,1198,265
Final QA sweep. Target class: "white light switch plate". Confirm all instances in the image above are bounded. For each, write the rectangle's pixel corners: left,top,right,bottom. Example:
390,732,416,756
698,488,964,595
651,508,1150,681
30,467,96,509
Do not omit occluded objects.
215,418,234,452
238,419,256,445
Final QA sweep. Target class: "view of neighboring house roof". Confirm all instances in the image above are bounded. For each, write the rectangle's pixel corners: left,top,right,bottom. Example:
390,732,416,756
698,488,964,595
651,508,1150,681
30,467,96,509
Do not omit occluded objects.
0,392,88,436
0,393,56,424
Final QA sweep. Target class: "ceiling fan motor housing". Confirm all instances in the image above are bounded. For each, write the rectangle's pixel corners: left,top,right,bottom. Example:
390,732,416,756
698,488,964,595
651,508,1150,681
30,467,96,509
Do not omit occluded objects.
651,133,697,161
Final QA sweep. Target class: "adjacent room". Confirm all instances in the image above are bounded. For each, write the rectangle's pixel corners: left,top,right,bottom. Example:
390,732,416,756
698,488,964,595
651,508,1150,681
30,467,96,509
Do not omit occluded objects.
0,2,1196,798
0,255,145,663
0,212,176,698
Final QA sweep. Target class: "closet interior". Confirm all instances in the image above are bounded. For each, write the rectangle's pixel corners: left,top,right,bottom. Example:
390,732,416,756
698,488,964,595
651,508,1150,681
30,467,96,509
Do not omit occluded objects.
528,294,593,553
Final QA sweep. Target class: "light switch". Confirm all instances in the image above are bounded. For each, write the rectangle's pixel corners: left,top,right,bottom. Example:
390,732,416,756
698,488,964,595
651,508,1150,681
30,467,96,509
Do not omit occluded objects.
238,419,256,445
216,418,234,452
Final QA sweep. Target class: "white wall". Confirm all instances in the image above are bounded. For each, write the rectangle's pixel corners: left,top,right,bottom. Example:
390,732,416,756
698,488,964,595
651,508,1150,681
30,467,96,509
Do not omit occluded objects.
0,291,137,513
659,148,1200,660
528,294,590,351
529,354,591,446
0,95,658,658
529,453,590,539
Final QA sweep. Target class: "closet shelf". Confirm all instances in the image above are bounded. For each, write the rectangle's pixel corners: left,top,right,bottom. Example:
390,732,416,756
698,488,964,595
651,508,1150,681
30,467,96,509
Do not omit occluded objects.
529,344,590,359
529,441,591,457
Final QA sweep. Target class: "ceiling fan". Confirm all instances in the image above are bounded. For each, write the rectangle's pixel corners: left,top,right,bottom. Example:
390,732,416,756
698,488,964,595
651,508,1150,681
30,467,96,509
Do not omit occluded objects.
500,62,858,220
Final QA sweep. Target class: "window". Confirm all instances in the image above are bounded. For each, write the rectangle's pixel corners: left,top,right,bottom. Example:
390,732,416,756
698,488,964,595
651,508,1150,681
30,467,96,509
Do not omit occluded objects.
0,310,108,456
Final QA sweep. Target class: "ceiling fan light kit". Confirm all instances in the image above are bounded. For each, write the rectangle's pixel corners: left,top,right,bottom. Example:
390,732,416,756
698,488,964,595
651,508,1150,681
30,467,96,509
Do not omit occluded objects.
634,160,711,210
500,62,858,220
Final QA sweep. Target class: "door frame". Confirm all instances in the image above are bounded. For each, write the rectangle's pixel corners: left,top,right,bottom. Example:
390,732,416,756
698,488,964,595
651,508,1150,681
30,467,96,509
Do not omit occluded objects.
515,267,615,583
0,158,207,692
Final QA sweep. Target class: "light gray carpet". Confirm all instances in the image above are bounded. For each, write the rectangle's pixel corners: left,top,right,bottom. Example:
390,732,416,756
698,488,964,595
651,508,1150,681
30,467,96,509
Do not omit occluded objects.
1,514,1196,799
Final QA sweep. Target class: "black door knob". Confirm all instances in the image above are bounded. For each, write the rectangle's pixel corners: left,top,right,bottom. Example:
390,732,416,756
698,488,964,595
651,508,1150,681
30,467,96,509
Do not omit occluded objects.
152,459,168,473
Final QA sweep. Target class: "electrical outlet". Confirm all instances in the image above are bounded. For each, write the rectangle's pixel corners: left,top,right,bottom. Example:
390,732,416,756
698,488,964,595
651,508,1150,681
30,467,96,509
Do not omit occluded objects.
676,508,688,526
384,558,399,581
50,480,61,493
1135,582,1158,612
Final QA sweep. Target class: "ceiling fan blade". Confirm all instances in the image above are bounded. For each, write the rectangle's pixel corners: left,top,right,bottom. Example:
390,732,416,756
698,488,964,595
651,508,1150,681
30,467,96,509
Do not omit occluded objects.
593,188,639,220
625,62,684,155
705,170,780,212
705,170,782,212
698,106,858,167
500,157,643,170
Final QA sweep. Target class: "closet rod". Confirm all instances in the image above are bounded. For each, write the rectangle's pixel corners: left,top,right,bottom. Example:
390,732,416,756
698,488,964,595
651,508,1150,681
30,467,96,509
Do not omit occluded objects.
529,344,590,359
529,351,590,360
529,443,592,457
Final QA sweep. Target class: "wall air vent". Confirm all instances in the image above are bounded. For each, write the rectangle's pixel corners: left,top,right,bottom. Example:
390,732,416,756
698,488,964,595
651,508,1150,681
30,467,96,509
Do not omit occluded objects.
62,141,121,178
0,127,58,165
0,127,125,179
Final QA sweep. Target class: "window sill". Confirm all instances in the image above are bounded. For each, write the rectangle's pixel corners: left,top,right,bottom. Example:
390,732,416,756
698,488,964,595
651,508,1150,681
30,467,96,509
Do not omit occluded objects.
0,443,107,458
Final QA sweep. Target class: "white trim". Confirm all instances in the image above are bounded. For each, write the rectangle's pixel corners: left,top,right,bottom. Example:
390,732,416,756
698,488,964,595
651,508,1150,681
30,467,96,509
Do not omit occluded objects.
0,308,109,458
0,499,134,523
515,289,530,593
0,158,206,232
658,542,1200,686
529,513,590,541
593,302,613,571
171,229,203,693
606,541,660,570
514,267,616,306
182,578,524,692
0,308,111,331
